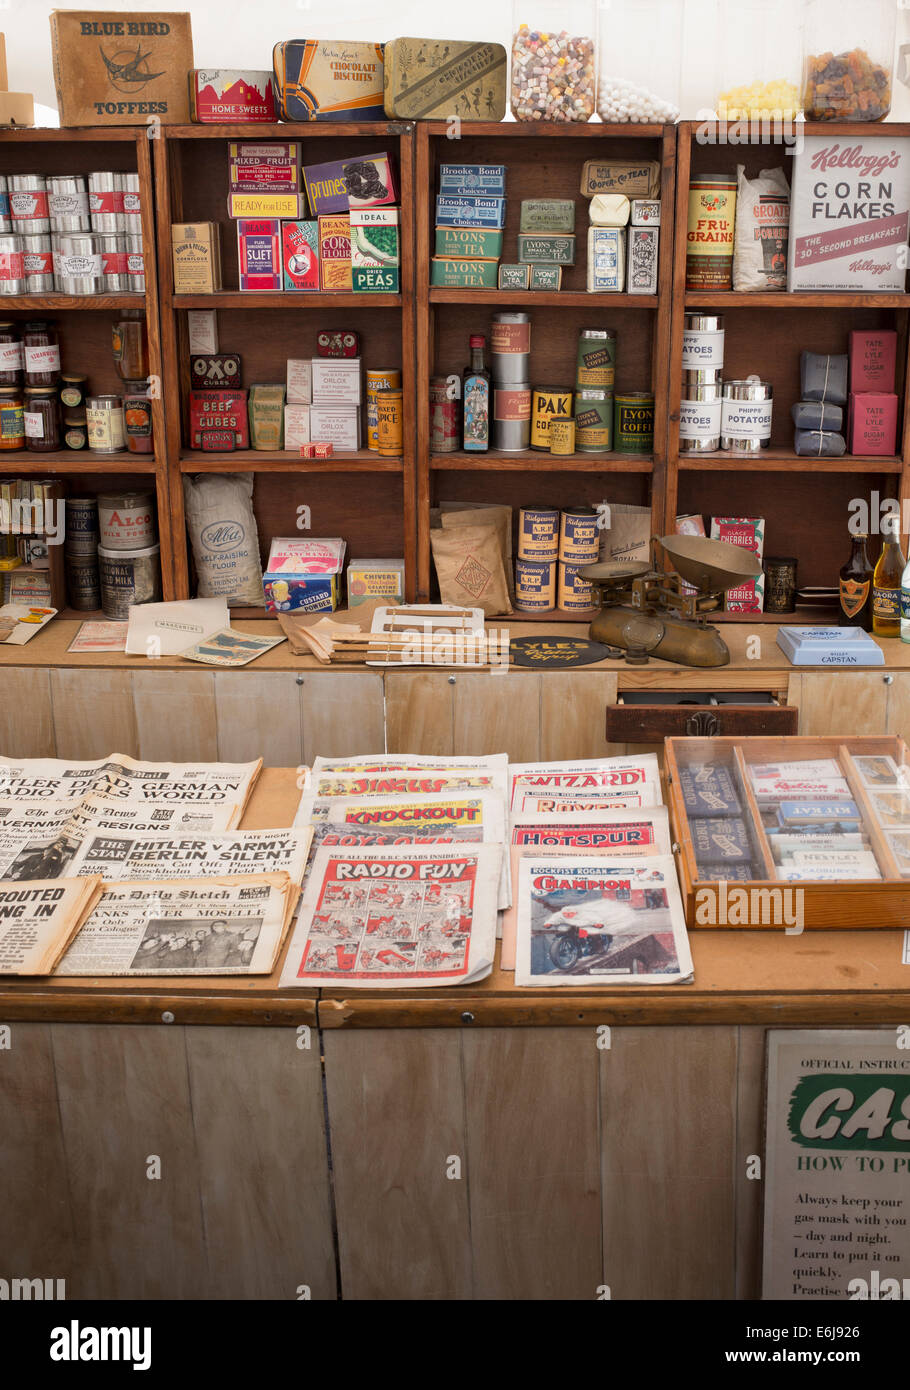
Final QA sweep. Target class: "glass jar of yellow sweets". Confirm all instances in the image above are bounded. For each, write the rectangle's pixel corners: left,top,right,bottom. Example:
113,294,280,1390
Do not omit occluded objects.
714,0,801,120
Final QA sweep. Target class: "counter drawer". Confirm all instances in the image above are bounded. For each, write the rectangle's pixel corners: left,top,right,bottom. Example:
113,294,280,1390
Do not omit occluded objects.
606,703,798,741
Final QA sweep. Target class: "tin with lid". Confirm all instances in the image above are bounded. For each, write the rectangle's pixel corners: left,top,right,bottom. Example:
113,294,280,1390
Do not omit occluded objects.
89,171,124,234
87,396,126,454
65,497,99,549
98,233,129,291
98,489,157,549
429,375,458,453
21,234,54,293
490,312,530,385
0,235,24,295
0,176,9,235
47,175,91,233
98,542,161,619
614,391,654,454
679,381,723,452
8,175,49,235
126,234,146,294
682,311,725,379
721,379,773,453
66,552,101,610
54,233,103,295
574,387,612,452
530,385,573,450
576,328,616,390
493,382,531,451
121,173,142,232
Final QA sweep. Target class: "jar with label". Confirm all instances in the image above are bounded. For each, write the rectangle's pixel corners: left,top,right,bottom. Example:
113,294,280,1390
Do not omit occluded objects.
0,323,22,386
63,416,88,450
511,3,596,122
801,0,894,122
23,387,61,452
122,382,153,454
112,309,149,381
59,374,87,419
86,394,125,453
23,321,61,387
0,387,24,449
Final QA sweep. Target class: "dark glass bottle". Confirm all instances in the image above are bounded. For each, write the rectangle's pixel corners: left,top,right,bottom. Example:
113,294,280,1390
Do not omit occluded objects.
838,532,873,630
462,334,490,453
873,516,905,640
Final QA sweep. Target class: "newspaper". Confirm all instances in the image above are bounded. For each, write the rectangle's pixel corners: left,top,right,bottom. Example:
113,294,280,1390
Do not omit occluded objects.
0,876,103,975
296,791,509,905
301,754,509,813
307,753,509,782
54,873,299,977
0,795,241,881
515,854,693,987
0,754,262,811
65,827,312,886
501,808,672,970
508,756,661,812
279,844,502,989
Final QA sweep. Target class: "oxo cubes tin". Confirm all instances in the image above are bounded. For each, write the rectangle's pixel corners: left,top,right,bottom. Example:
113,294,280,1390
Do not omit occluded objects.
237,218,281,291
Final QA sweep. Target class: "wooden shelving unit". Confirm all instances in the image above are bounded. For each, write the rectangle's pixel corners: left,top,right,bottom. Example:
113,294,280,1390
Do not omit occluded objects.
668,120,910,601
415,120,676,604
154,121,417,603
0,127,171,600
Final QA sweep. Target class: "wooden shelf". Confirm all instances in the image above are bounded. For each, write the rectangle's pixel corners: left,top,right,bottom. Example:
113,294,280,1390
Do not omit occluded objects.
424,120,667,138
677,452,902,473
712,608,838,625
431,450,653,472
429,289,659,307
171,292,402,309
0,293,146,311
179,450,402,473
683,292,910,309
495,608,598,623
0,451,155,473
163,122,412,140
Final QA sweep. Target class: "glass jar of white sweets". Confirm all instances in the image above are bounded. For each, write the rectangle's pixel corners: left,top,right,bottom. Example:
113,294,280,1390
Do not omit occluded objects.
597,0,681,123
511,3,597,122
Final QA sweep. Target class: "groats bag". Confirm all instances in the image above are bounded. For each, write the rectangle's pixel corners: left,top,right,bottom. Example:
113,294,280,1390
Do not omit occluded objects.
183,472,263,606
733,165,790,293
430,523,512,618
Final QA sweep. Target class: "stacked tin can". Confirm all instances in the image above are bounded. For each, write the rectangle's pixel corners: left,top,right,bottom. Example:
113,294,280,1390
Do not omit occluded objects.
97,489,161,619
680,312,724,452
64,496,102,611
574,328,615,454
490,312,531,451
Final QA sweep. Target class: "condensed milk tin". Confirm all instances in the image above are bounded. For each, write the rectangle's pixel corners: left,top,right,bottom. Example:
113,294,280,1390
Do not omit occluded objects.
518,507,559,562
366,368,401,451
493,383,531,451
682,312,724,375
490,312,530,385
66,553,101,610
98,489,157,549
576,329,616,390
530,385,572,450
559,507,599,564
574,388,612,453
515,558,556,612
558,561,595,611
64,496,99,554
98,543,161,620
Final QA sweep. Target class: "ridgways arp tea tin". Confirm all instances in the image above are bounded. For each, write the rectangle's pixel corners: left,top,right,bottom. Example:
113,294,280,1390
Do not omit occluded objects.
518,507,559,563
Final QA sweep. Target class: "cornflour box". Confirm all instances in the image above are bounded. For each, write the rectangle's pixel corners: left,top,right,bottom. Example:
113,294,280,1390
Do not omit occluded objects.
347,558,405,607
318,215,351,291
788,135,910,291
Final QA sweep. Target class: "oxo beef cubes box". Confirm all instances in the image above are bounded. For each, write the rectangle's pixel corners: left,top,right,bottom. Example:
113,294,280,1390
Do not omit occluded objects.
263,537,346,614
282,221,319,290
237,219,282,290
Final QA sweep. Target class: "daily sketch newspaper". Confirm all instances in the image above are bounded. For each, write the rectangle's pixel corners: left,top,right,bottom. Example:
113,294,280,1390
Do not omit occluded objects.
54,873,299,977
515,854,693,987
0,795,241,880
0,755,263,812
295,791,509,906
500,808,672,970
0,876,103,975
279,843,502,989
65,827,312,887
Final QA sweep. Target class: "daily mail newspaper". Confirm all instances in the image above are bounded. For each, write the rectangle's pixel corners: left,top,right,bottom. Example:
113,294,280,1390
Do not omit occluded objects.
508,757,661,814
500,807,672,969
279,843,502,989
54,873,298,977
0,755,262,811
515,855,693,987
65,827,312,887
0,876,103,975
296,791,509,905
0,796,241,881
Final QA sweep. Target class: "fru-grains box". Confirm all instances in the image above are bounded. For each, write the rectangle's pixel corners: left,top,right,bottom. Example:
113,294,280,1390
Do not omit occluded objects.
318,215,352,292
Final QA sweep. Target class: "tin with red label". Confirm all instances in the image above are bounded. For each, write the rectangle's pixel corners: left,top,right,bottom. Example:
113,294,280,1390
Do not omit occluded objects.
0,236,25,295
9,177,49,235
493,383,531,451
317,330,360,358
430,375,458,453
190,354,242,390
490,312,530,385
123,386,154,455
22,235,54,293
189,389,249,450
190,70,277,123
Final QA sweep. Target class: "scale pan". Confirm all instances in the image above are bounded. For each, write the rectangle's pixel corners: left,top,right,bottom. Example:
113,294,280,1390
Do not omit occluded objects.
578,560,652,582
658,535,761,592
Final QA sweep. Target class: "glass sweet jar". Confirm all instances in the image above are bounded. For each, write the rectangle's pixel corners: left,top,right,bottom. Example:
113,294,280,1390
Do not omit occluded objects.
801,0,895,121
714,0,802,120
511,3,597,122
597,0,681,123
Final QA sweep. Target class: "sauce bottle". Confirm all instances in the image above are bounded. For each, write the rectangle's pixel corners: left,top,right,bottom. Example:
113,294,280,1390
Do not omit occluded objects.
462,334,490,453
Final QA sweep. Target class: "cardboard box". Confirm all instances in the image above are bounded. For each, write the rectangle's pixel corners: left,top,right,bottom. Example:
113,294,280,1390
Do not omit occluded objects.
529,264,562,291
172,222,221,293
383,37,506,121
498,263,530,290
848,393,898,456
587,227,625,292
519,199,576,234
284,403,310,450
435,194,506,228
50,10,193,126
237,218,281,291
188,389,248,449
581,160,660,199
228,193,307,220
312,358,361,404
342,153,397,210
282,221,320,291
431,256,499,288
249,383,285,450
350,207,399,293
272,40,385,122
627,225,659,295
308,404,361,451
187,309,218,353
229,142,302,192
517,233,575,265
190,70,275,122
263,536,346,614
435,226,503,259
318,214,351,292
287,359,313,404
303,160,349,216
849,330,897,393
439,165,506,195
347,558,405,606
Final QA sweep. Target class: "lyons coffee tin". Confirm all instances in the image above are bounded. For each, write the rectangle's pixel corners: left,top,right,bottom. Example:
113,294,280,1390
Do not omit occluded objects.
575,388,612,453
65,552,101,611
530,386,573,451
682,311,725,375
98,543,161,620
576,329,616,390
614,392,654,454
429,375,458,453
559,508,599,564
515,558,556,612
558,561,595,611
686,176,736,291
679,381,723,452
490,313,530,385
366,368,402,451
720,380,773,453
493,384,531,451
98,490,157,550
518,507,559,563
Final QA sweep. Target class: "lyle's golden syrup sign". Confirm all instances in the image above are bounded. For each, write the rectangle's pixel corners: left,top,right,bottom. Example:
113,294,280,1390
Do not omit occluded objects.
50,11,194,125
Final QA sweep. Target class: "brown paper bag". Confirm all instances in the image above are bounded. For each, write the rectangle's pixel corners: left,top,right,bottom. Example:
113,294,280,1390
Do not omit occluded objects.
439,502,515,599
430,524,512,617
597,501,652,564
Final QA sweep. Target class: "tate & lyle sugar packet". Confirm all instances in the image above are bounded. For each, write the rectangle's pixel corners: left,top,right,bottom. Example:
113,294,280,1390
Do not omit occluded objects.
788,136,910,292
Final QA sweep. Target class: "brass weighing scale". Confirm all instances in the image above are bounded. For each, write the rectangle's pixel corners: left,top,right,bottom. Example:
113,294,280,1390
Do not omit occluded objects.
579,535,762,668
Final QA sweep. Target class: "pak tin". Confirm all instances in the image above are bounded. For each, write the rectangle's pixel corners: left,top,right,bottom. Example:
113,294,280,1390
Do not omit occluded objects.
530,386,573,451
237,219,282,291
282,221,319,291
614,393,654,454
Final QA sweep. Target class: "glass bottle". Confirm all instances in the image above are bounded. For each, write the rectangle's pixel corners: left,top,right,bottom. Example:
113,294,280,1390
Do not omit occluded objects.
901,551,910,644
872,516,905,639
838,532,873,630
462,335,490,453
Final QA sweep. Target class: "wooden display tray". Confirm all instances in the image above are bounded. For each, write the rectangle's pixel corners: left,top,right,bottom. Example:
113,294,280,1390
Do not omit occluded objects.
666,734,910,930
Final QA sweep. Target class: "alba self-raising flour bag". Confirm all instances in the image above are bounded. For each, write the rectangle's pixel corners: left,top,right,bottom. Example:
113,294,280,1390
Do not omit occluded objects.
733,165,790,292
183,473,263,605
